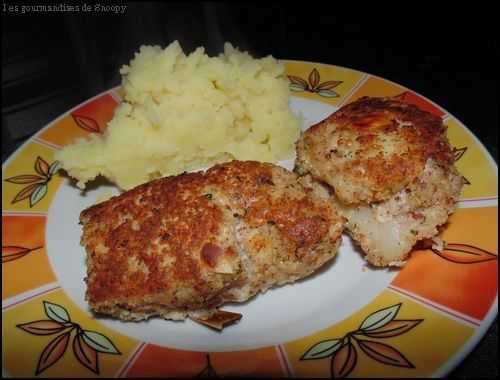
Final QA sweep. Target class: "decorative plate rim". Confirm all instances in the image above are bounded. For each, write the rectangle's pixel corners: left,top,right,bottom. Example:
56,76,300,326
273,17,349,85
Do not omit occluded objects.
2,59,498,378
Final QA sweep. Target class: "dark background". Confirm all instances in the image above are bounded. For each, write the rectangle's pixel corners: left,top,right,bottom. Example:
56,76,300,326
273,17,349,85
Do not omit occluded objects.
2,2,497,378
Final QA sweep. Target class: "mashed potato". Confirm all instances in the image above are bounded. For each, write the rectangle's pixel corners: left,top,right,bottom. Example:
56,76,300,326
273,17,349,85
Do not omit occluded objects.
56,41,300,190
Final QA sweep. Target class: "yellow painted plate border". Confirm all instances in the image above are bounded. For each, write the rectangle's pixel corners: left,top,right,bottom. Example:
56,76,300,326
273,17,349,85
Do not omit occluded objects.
2,60,498,378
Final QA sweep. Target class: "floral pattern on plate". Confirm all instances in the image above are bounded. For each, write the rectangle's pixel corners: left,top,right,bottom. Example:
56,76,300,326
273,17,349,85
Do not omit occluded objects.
2,61,497,378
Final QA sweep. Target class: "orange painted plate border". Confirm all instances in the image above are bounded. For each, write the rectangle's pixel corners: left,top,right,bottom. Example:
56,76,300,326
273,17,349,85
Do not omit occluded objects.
2,61,498,378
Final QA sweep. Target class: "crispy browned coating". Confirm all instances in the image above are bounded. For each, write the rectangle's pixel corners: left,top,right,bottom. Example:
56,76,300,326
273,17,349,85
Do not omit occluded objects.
296,96,455,204
81,160,345,321
295,96,463,267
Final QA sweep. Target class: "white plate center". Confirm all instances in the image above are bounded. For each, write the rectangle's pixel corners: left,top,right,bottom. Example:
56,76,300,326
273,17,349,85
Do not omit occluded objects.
46,97,398,351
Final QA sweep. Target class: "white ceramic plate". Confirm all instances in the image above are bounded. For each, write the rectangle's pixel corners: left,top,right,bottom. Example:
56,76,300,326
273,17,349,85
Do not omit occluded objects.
2,60,497,378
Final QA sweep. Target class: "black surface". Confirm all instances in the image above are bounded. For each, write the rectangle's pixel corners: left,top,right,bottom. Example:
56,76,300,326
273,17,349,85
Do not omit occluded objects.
1,3,497,378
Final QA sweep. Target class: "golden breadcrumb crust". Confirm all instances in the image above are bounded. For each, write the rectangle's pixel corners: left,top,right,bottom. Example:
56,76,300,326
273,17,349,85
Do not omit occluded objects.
296,96,455,204
81,161,344,320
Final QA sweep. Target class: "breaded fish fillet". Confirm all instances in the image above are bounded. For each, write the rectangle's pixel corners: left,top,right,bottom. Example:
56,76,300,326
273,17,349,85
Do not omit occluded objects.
81,160,344,327
296,96,463,267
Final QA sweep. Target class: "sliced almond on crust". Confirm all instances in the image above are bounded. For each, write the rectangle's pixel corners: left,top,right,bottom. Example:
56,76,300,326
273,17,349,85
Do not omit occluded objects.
191,310,242,330
200,243,238,274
